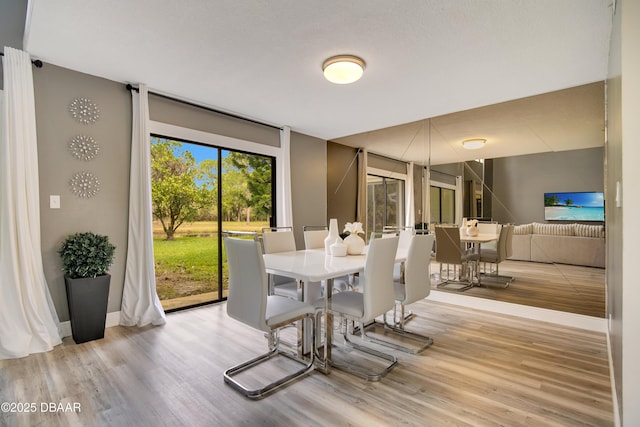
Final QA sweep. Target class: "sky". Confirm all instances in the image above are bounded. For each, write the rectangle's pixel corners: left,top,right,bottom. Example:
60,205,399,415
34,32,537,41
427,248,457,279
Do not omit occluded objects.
176,141,225,164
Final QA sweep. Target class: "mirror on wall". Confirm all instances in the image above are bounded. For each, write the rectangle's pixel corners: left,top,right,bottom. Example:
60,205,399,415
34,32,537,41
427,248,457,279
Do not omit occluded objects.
331,82,606,318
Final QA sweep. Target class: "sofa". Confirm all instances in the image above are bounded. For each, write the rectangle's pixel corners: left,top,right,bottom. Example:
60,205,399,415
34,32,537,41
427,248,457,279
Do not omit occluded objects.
509,222,605,268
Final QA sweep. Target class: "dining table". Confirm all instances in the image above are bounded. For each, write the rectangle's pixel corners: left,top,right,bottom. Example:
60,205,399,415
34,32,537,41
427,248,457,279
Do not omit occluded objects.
263,246,407,374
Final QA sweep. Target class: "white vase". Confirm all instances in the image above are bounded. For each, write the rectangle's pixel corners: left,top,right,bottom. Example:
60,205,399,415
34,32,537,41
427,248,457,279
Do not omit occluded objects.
345,233,365,255
330,237,347,257
325,218,339,255
466,226,479,237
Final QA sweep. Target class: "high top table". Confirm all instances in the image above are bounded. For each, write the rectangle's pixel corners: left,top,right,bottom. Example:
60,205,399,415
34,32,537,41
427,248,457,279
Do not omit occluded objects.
263,247,407,374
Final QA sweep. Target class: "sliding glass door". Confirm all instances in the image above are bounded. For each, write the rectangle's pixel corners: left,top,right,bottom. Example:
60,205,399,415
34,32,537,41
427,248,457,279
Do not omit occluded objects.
151,135,274,311
430,185,456,224
367,175,404,233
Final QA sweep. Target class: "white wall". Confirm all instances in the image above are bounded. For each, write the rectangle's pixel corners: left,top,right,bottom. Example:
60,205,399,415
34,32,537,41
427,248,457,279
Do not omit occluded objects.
620,0,640,424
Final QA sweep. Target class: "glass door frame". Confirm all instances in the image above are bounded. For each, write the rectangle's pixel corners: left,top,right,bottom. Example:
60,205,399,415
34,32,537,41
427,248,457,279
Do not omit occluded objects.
366,166,407,234
428,178,462,226
149,121,282,309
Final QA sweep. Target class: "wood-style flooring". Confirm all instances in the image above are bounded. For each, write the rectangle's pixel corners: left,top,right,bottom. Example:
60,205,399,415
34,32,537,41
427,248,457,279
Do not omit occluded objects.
0,299,613,427
433,260,606,318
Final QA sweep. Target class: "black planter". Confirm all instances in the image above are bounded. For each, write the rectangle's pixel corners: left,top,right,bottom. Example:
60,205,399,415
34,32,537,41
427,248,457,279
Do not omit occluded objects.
65,274,111,344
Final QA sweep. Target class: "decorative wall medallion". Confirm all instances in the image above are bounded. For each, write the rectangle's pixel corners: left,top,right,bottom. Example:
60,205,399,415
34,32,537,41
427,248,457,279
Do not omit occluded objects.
69,172,100,198
69,97,100,124
69,135,100,161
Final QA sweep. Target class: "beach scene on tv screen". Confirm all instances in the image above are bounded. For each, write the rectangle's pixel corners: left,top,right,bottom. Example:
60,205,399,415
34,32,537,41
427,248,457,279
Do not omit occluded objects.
544,192,604,221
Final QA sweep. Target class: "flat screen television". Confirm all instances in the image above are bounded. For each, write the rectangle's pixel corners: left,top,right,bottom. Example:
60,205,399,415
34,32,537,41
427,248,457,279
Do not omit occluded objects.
544,191,604,221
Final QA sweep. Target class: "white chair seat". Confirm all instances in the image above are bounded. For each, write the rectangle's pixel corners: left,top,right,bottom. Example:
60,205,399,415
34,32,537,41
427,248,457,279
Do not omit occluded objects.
462,252,479,262
480,248,498,263
266,295,315,327
326,291,365,319
331,277,352,292
272,281,300,299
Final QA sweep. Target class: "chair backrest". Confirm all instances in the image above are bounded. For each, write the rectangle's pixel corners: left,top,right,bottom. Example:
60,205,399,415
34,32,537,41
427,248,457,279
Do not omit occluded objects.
494,226,509,262
434,226,464,264
224,237,268,332
503,224,514,259
397,228,415,252
262,228,296,254
477,222,499,235
303,226,328,249
402,234,435,305
222,230,257,240
361,236,399,322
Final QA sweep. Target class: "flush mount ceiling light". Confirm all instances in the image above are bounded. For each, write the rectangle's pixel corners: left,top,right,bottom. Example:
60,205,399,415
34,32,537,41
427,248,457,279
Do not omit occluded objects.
322,55,366,84
462,139,486,150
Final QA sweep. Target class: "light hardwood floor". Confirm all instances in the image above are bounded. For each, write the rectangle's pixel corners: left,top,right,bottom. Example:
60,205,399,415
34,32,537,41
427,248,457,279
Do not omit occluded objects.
0,299,613,427
433,260,606,318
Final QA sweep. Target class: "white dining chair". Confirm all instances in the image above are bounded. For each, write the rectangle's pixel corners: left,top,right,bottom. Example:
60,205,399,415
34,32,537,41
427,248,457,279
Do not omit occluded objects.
261,227,300,299
480,224,515,286
365,234,435,354
477,222,500,235
223,237,316,399
394,228,414,281
435,226,478,291
303,225,329,250
320,235,399,381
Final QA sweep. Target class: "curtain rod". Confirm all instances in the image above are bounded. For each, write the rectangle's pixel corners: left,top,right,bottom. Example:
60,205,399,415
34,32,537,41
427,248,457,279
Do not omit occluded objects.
0,52,43,68
126,84,282,131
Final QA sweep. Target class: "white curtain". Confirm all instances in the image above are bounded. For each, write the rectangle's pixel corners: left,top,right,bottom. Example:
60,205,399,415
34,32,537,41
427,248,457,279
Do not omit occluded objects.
0,47,62,359
277,126,293,227
405,161,415,228
120,84,166,327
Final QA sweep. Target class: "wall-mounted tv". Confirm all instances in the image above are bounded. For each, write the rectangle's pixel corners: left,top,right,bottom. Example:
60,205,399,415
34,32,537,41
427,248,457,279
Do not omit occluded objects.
544,192,604,221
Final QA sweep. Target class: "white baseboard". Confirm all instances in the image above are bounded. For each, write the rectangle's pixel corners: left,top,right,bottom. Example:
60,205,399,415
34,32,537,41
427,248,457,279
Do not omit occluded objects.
59,311,122,338
427,290,608,332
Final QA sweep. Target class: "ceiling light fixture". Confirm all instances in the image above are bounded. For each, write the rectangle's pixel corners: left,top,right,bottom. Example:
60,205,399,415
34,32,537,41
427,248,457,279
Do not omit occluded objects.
322,55,366,84
462,138,486,150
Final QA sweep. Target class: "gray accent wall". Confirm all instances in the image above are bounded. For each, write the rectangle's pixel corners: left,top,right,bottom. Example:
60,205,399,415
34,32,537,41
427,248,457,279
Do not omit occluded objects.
491,147,604,224
33,64,132,321
290,132,327,248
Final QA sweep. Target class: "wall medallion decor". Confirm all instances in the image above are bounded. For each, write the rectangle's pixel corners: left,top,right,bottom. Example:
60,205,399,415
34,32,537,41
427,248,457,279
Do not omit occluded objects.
69,135,100,161
69,171,100,198
69,97,100,124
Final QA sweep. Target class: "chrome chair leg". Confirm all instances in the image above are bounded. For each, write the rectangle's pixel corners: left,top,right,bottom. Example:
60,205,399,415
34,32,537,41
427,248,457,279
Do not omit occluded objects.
356,305,434,354
224,316,315,400
327,318,398,381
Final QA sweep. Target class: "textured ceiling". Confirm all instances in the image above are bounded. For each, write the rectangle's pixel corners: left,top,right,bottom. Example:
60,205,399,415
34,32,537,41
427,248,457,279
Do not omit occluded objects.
334,82,605,165
23,0,612,162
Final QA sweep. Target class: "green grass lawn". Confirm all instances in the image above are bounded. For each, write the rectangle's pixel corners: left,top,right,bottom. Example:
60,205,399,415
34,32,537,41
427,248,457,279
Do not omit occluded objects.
154,236,220,300
153,221,268,301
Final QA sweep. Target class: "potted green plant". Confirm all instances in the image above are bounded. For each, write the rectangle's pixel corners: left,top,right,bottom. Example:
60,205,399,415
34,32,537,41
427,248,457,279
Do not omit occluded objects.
58,232,116,344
